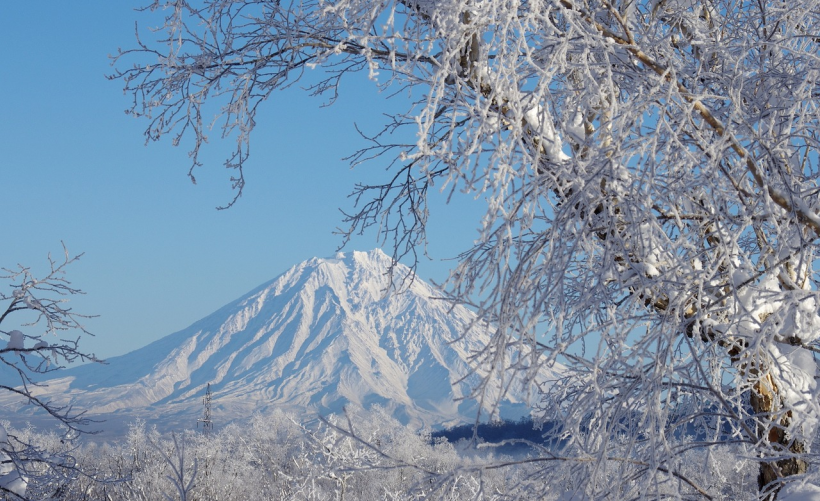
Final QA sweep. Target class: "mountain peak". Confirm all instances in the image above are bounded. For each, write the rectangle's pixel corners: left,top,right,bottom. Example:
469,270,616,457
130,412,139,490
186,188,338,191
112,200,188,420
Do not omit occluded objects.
4,250,555,434
323,248,399,276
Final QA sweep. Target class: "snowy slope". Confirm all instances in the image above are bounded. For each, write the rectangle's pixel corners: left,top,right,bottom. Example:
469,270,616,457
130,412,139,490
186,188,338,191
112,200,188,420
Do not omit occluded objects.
2,250,558,432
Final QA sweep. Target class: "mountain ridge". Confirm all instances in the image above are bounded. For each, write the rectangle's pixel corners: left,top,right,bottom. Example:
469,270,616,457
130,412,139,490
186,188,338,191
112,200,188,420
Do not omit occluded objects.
3,250,557,434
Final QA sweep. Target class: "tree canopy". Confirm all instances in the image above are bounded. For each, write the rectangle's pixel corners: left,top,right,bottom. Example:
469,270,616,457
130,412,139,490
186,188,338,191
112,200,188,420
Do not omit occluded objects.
115,0,820,497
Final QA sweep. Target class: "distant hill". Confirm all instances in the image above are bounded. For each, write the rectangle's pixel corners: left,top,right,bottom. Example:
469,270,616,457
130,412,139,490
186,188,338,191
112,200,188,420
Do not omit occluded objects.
0,250,561,436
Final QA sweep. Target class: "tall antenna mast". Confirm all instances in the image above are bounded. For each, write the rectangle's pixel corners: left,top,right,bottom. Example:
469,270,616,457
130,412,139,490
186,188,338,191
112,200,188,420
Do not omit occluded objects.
198,383,213,435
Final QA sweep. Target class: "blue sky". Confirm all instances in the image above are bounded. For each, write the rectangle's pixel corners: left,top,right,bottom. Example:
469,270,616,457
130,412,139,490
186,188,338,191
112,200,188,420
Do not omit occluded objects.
1,3,482,359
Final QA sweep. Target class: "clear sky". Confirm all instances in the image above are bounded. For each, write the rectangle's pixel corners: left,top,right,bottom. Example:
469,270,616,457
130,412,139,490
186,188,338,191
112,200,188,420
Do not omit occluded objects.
1,3,483,360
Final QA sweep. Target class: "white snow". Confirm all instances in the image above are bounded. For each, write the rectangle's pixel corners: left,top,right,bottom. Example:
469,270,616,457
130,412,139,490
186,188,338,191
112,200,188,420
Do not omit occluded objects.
0,471,27,497
779,482,820,501
565,110,585,144
772,343,820,442
523,105,571,162
6,330,24,350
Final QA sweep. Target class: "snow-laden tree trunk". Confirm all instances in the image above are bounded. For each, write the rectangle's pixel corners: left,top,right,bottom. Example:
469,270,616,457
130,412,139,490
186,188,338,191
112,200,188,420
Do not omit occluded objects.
753,371,809,495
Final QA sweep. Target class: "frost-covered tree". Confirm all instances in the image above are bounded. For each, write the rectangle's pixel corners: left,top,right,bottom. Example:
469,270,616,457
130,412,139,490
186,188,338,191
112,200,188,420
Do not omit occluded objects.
0,245,101,498
115,0,820,497
45,406,761,499
61,408,531,500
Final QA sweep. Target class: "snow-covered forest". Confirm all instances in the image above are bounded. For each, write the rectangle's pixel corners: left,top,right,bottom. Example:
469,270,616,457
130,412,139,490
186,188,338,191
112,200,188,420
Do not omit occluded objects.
3,407,766,500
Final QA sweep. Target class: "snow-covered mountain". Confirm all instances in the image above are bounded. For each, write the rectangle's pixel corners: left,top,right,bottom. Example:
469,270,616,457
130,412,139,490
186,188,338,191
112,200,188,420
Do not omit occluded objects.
4,250,558,434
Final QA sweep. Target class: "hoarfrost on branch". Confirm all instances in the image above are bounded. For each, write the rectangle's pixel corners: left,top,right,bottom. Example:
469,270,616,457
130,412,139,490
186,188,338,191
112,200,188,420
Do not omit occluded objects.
0,244,101,498
115,0,820,497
